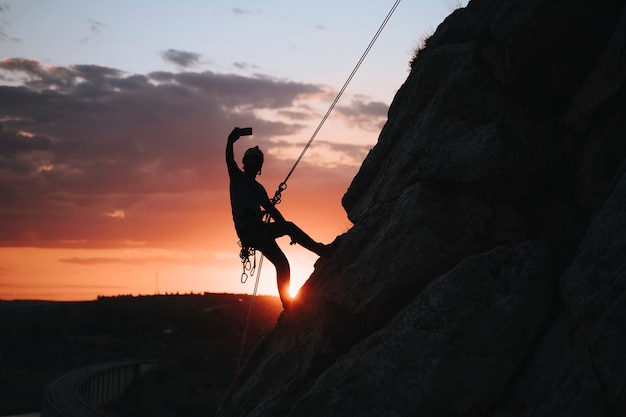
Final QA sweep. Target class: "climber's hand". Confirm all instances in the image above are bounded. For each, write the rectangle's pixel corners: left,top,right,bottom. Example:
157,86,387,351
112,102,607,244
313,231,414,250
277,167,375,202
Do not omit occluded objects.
228,127,242,143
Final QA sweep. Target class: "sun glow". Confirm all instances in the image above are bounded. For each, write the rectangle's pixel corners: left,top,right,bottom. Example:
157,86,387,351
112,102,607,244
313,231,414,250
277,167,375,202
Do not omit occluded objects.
288,284,300,299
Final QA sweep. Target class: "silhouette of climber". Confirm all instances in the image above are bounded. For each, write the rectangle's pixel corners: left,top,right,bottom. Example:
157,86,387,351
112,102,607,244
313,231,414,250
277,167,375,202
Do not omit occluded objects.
226,127,328,311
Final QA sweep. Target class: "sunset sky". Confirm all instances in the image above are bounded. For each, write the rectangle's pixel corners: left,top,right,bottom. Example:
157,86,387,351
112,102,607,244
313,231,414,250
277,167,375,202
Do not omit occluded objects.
0,1,464,301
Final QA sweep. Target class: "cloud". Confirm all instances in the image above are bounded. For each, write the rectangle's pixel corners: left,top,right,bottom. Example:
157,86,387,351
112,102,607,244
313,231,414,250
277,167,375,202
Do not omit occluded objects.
277,108,318,121
0,58,376,249
161,49,202,68
0,4,20,43
103,210,125,219
88,18,106,34
0,282,126,290
80,18,106,44
58,250,213,266
233,61,260,71
59,253,212,266
0,58,123,90
336,97,388,132
269,139,372,169
232,7,260,15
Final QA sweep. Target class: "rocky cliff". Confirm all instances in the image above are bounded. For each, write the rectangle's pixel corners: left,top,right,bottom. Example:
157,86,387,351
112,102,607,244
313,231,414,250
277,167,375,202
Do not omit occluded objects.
217,0,626,415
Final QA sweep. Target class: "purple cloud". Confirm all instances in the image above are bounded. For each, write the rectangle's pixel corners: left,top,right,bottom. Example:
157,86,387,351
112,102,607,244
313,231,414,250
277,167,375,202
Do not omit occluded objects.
161,49,202,68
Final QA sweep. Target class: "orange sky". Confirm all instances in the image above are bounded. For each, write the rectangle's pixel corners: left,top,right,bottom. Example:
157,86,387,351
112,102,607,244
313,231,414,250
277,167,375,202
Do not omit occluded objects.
0,16,395,302
0,79,378,301
0,0,465,302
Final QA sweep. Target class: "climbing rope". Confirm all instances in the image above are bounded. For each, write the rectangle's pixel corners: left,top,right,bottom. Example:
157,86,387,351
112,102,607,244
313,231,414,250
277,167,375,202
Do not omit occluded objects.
272,0,402,205
234,213,270,378
234,247,264,378
234,0,402,378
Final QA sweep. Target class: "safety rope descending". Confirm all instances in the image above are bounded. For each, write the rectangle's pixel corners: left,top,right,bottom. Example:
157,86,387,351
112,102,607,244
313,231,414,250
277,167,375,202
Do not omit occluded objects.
271,0,402,205
233,0,402,379
234,213,269,378
234,250,264,378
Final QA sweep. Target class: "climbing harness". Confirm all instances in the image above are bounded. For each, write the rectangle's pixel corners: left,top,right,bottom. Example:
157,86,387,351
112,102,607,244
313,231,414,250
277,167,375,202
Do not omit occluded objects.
233,0,402,378
238,243,255,284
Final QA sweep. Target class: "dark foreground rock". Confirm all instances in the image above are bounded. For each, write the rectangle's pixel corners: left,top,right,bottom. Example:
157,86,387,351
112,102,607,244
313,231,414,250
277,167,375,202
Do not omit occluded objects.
217,0,626,415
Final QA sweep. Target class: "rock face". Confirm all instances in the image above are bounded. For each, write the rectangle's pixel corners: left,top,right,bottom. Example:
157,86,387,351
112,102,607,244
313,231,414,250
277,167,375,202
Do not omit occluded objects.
217,0,626,416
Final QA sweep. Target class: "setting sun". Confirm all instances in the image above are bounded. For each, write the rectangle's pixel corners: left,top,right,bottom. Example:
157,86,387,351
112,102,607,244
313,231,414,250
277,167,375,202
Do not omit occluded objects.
289,285,300,299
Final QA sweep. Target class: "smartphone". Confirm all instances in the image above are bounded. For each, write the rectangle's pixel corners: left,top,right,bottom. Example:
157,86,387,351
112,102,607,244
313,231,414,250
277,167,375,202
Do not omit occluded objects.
238,127,253,136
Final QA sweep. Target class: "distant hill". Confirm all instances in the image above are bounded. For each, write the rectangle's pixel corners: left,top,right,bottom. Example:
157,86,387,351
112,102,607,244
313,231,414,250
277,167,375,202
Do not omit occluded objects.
0,293,282,417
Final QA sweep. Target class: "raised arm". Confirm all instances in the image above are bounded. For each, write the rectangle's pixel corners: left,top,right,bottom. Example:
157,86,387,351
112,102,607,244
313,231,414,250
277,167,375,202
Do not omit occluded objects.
226,128,240,177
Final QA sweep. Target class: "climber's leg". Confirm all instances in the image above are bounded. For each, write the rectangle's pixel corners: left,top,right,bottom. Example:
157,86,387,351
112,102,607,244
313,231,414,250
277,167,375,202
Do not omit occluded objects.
268,221,328,257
